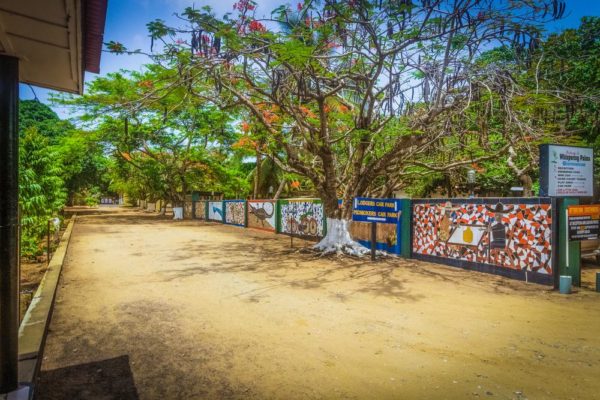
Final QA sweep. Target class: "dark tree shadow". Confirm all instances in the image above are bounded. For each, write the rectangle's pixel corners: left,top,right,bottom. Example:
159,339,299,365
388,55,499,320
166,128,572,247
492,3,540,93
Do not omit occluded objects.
35,355,139,400
157,239,427,303
73,211,547,301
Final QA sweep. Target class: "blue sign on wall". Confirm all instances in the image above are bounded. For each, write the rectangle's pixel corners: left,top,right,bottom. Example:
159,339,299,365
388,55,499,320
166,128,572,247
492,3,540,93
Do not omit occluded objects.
352,197,401,224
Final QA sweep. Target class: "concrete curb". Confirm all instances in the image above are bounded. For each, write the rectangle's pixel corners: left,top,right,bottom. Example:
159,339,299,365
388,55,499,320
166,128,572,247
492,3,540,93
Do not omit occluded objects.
15,216,76,399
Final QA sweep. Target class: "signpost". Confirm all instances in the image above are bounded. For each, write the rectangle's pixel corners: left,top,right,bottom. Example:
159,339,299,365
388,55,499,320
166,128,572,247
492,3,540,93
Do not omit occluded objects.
352,198,402,260
539,144,594,289
540,144,594,197
567,205,600,241
352,198,401,224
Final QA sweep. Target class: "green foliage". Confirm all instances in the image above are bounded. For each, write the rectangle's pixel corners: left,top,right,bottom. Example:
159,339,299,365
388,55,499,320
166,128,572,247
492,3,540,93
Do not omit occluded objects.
19,125,66,256
100,5,598,206
58,65,248,205
55,129,112,204
400,17,600,198
19,100,72,143
18,100,111,257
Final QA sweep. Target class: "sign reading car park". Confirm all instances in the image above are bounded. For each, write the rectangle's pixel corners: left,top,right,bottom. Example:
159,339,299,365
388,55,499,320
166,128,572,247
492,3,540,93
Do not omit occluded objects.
567,205,600,241
352,197,401,224
540,144,594,197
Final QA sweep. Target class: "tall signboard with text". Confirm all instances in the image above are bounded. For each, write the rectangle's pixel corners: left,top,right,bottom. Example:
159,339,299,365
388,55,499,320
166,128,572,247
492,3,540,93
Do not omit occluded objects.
540,144,594,288
539,144,594,197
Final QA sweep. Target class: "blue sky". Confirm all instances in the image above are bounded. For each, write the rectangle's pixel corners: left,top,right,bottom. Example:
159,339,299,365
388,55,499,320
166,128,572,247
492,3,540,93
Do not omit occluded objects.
20,0,600,116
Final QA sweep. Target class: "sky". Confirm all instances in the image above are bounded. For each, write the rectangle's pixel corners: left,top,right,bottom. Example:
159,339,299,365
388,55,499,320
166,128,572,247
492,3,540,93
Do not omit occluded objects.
19,0,600,117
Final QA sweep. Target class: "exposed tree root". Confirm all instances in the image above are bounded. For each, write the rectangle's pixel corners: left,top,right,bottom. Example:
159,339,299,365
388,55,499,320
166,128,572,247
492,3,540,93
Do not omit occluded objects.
313,218,371,256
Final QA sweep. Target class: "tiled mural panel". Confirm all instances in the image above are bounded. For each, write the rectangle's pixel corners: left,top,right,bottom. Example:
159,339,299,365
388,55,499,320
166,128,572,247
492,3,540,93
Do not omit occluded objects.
225,201,245,226
208,201,224,222
194,201,207,219
280,199,324,238
413,201,552,274
247,200,277,232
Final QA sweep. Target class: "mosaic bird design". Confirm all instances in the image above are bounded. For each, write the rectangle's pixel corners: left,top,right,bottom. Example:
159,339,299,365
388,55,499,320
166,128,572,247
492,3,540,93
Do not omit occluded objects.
249,203,275,227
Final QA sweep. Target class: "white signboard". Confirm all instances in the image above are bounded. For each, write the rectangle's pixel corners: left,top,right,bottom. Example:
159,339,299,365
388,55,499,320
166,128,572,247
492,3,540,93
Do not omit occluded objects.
541,145,594,197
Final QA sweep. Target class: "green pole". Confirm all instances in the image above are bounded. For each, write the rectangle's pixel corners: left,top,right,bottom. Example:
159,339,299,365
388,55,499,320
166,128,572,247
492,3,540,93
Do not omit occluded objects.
558,197,581,287
275,200,283,233
399,199,412,258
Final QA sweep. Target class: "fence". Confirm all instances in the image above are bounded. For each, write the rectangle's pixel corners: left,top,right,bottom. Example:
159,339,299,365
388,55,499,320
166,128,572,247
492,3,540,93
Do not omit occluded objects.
208,201,224,222
412,198,554,285
224,200,246,227
278,198,326,240
179,196,557,286
247,200,277,232
194,200,208,219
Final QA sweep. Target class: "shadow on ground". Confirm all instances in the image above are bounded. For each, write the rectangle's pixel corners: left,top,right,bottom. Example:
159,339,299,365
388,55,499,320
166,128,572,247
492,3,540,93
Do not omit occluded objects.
75,210,556,304
35,355,139,400
159,233,553,302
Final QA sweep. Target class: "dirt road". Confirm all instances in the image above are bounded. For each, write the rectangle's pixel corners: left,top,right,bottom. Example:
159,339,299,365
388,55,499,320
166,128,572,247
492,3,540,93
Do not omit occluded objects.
37,208,600,399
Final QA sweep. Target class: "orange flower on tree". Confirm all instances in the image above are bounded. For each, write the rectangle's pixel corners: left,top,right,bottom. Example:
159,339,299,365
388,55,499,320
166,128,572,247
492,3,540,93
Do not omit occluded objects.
249,20,266,33
299,106,317,118
471,163,485,173
290,180,301,189
262,109,279,124
241,121,250,133
232,135,257,150
138,80,153,89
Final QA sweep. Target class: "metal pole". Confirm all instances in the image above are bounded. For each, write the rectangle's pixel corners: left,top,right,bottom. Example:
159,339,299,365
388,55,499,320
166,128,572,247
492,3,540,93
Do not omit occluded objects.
371,222,377,261
0,54,19,394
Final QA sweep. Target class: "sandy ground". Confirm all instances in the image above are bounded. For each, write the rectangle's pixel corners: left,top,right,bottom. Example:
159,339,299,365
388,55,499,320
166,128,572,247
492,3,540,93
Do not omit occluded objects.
36,208,600,400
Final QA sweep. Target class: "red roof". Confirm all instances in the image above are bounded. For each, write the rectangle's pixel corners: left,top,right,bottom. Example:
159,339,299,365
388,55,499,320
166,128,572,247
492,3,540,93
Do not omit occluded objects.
84,0,108,74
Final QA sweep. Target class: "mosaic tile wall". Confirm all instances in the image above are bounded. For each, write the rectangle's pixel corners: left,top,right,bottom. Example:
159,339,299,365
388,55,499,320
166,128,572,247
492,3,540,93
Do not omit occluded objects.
208,201,224,222
412,201,553,275
225,200,246,226
280,199,324,238
194,201,207,219
248,200,277,232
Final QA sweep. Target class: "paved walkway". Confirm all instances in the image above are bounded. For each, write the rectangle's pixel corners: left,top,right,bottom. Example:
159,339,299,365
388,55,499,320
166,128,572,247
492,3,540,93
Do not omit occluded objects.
37,208,600,399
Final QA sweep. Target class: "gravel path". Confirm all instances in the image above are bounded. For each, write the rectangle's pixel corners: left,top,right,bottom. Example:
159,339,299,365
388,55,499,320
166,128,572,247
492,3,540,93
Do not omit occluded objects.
37,208,600,399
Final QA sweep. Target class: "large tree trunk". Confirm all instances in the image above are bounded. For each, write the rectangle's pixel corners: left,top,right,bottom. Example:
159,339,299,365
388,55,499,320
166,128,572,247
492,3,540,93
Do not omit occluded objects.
253,151,261,199
273,179,285,200
313,184,368,256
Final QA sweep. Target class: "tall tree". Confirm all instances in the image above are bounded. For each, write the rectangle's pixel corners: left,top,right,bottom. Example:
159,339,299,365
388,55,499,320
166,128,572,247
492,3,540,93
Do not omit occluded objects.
396,16,600,198
58,66,238,209
121,0,562,252
18,101,67,256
